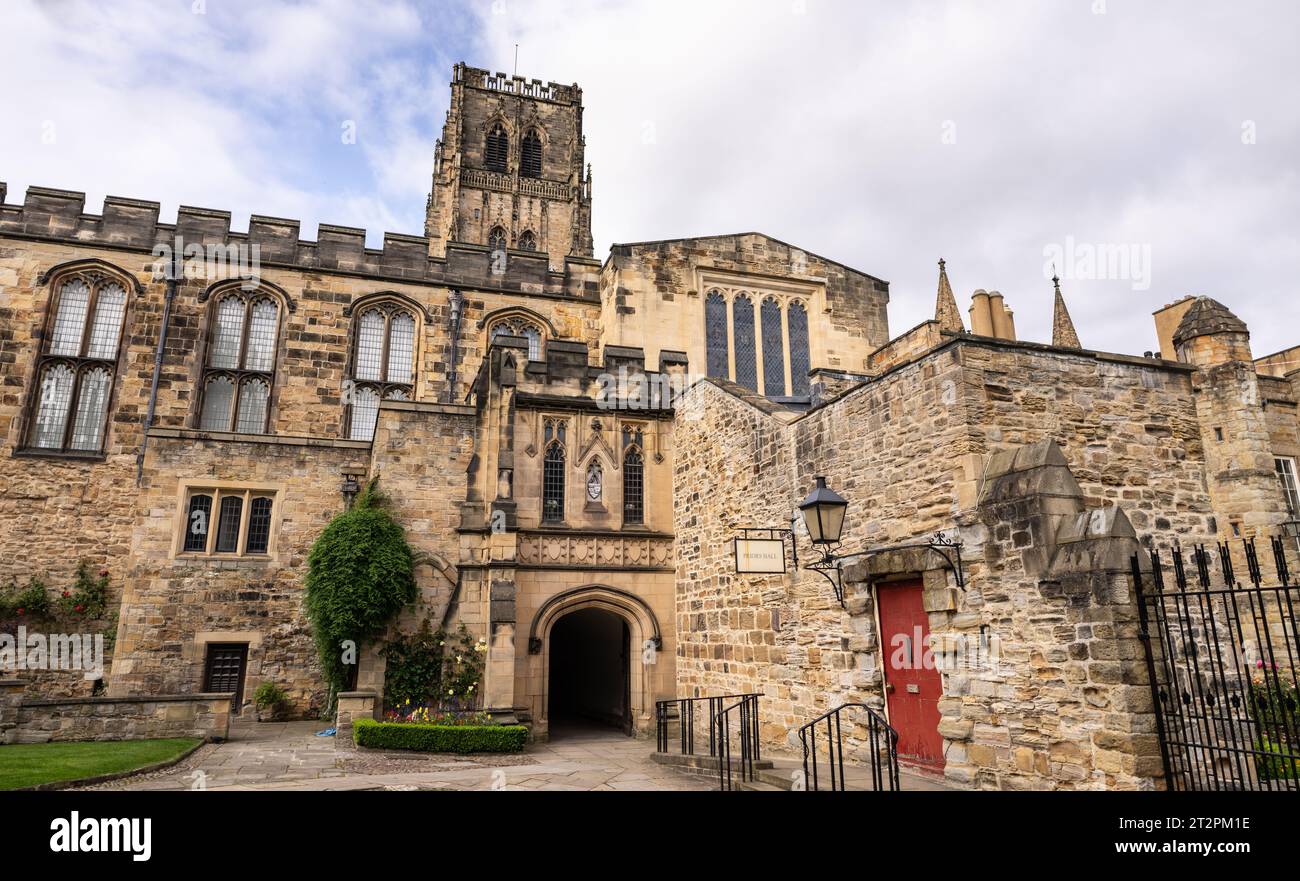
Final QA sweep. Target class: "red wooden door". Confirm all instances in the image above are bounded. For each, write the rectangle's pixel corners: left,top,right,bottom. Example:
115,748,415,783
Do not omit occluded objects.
877,580,944,769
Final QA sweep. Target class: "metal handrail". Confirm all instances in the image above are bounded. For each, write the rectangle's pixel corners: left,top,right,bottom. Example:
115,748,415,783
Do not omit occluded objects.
655,693,762,758
797,702,900,791
715,694,761,791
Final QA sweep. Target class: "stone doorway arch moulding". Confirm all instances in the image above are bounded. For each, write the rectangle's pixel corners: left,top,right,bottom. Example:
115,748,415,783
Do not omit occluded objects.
526,585,663,738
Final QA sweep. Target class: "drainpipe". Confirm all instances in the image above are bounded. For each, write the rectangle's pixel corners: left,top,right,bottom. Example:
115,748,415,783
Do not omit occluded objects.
445,289,464,402
135,246,179,486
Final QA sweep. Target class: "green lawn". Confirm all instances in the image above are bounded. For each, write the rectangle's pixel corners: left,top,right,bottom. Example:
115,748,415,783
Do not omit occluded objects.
0,738,200,790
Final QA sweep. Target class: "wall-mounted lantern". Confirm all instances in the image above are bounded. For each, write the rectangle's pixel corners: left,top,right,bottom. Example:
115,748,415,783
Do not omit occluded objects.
340,475,361,510
792,475,965,608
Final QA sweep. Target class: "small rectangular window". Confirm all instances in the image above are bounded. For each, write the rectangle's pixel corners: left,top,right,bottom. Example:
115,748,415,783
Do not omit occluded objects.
178,487,276,558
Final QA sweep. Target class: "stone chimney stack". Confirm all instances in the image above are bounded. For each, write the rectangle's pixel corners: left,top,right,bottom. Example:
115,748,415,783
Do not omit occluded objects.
969,290,1017,341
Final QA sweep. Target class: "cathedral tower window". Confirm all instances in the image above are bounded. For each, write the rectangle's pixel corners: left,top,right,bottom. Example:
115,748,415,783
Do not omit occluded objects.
705,290,728,380
346,301,417,442
761,297,786,397
27,267,131,453
488,226,507,253
542,417,567,523
787,300,811,398
485,122,509,173
199,289,281,434
622,425,645,526
488,317,544,361
521,129,543,178
518,230,537,252
732,293,758,392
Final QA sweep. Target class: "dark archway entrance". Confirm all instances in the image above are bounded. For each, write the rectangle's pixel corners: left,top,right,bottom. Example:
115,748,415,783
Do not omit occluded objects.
548,607,631,738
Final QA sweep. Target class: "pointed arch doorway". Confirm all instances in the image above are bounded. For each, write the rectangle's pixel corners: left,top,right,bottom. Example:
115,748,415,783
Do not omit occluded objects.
547,607,631,737
529,585,663,740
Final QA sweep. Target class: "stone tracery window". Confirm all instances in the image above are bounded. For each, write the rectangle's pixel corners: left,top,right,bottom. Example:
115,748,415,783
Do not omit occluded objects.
27,268,131,453
788,300,811,398
622,425,645,526
346,301,417,442
518,230,537,252
488,317,544,361
542,417,567,523
485,122,509,173
705,290,728,379
199,289,281,434
761,297,786,397
488,226,507,254
732,293,757,392
521,129,543,178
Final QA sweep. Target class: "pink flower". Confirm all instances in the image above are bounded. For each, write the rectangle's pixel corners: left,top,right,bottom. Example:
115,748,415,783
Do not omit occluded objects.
62,591,70,598
98,570,109,578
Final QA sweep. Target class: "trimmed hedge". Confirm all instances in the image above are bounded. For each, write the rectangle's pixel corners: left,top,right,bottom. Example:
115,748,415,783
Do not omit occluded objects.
352,718,528,754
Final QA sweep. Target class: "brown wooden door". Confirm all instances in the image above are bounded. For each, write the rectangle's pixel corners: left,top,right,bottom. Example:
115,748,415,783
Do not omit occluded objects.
877,580,944,769
203,643,249,713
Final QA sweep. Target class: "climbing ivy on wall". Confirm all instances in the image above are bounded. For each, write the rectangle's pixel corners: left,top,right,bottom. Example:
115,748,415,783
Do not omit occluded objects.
304,479,416,696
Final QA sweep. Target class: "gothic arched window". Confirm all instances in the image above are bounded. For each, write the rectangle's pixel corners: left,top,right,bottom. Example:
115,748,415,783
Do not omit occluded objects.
542,418,567,523
622,425,644,526
347,302,417,441
788,301,811,398
485,122,509,173
521,130,542,178
518,230,537,252
488,226,507,254
761,297,786,397
199,289,281,434
705,290,728,379
732,293,757,391
27,268,130,452
488,317,544,361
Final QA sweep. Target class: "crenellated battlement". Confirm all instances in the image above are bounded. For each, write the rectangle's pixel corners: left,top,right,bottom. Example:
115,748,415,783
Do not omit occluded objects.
453,62,581,105
0,181,601,297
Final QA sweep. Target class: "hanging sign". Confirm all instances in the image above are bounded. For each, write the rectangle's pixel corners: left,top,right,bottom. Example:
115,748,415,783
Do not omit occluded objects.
734,536,787,574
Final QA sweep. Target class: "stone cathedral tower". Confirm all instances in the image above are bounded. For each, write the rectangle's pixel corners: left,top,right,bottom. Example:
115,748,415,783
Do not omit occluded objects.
424,63,595,270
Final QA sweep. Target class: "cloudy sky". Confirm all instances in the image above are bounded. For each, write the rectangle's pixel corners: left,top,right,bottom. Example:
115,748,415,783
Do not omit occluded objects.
3,0,1297,356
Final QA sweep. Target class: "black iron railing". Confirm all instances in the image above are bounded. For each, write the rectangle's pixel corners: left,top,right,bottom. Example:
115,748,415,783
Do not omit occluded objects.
655,693,760,758
1132,537,1300,791
655,693,762,790
714,694,761,791
797,702,900,791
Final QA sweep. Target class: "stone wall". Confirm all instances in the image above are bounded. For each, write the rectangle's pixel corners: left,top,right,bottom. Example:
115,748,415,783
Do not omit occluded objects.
672,336,1228,789
2,682,231,744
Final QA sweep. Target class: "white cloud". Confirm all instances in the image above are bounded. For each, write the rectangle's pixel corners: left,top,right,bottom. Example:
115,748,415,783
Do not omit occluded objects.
473,0,1300,356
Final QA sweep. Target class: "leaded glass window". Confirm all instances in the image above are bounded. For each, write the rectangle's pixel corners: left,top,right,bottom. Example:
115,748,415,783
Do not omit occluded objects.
246,497,274,554
27,270,132,453
521,130,542,178
788,301,811,398
180,488,277,557
761,298,785,397
347,302,417,441
623,438,644,526
732,294,757,391
184,494,213,553
488,227,507,253
705,290,728,379
215,495,244,553
518,230,537,251
485,123,508,173
543,434,566,523
488,317,544,361
200,291,280,434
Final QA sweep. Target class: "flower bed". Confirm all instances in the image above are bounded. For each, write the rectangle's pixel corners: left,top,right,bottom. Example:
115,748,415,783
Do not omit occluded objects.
352,717,527,754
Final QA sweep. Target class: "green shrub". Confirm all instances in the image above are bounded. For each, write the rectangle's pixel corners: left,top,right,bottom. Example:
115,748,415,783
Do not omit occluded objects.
253,682,288,710
352,718,527,754
383,620,486,711
55,562,110,620
304,479,416,694
1256,738,1299,781
0,577,51,622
